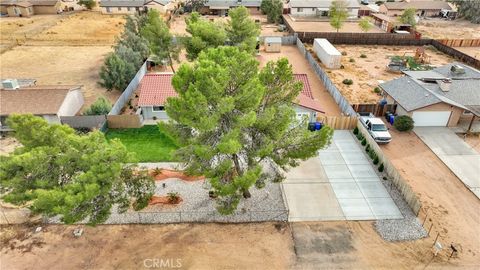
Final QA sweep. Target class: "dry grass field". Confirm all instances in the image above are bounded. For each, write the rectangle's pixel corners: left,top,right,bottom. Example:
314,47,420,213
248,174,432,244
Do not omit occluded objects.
306,44,454,104
417,18,480,39
0,11,125,108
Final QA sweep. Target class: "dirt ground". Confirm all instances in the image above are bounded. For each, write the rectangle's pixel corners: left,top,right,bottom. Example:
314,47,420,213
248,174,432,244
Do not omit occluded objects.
284,15,384,33
459,133,480,153
169,13,287,37
0,136,20,156
3,219,479,269
0,46,120,106
0,11,125,108
380,128,480,267
1,223,294,270
454,47,480,60
305,44,454,104
416,18,480,39
257,45,341,116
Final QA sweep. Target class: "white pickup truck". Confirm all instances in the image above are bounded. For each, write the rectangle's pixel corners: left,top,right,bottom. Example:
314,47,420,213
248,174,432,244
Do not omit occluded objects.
358,113,392,144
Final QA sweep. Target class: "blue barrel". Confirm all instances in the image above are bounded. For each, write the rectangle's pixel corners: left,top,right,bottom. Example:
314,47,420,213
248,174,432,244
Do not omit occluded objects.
315,122,322,130
389,115,395,125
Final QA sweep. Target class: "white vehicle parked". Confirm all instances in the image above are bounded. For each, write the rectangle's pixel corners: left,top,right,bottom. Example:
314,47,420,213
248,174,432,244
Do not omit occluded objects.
358,113,392,144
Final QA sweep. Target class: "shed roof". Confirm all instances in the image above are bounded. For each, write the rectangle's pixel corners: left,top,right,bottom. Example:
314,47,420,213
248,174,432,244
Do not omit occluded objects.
265,36,282,44
0,86,81,116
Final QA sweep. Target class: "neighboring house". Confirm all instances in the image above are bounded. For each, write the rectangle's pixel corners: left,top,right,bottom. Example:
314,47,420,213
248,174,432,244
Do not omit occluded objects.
99,0,175,15
380,63,480,128
200,0,262,16
137,73,324,122
0,83,84,127
0,0,62,16
288,0,361,18
379,0,452,17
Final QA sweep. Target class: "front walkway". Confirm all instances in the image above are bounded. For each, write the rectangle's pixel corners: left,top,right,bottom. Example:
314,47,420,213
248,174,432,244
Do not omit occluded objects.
414,127,480,199
282,130,402,221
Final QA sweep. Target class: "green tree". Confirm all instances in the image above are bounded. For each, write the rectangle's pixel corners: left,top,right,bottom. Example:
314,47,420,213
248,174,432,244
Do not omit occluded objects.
184,12,227,60
448,0,480,23
78,0,96,10
161,47,333,214
99,53,130,91
141,10,180,72
116,25,150,61
83,96,112,115
358,17,372,32
0,115,155,225
399,8,417,27
329,0,349,32
226,7,260,53
260,0,283,23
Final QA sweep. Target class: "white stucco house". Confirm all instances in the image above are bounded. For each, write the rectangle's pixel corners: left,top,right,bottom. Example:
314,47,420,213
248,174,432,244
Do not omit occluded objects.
137,73,324,123
289,0,360,18
0,83,84,127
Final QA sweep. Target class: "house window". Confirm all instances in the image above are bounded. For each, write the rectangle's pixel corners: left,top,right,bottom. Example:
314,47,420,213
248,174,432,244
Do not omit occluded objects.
136,7,140,11
106,7,110,12
297,8,303,12
152,106,165,112
312,8,315,11
127,7,130,11
118,7,121,11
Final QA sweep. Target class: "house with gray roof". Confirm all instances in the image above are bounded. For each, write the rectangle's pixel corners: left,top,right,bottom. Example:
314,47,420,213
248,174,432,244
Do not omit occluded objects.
379,0,452,17
380,63,480,128
288,0,361,18
200,0,262,16
99,0,175,15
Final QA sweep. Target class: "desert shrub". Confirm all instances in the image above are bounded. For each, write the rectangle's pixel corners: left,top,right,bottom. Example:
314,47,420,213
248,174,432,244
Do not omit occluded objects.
378,163,384,172
349,58,355,63
342,79,353,85
342,51,347,56
361,138,367,146
83,96,112,115
353,126,359,135
375,1,384,5
373,156,379,165
356,132,364,140
167,192,180,203
360,54,367,58
373,87,381,94
393,115,414,132
368,148,376,159
365,144,370,152
152,167,162,176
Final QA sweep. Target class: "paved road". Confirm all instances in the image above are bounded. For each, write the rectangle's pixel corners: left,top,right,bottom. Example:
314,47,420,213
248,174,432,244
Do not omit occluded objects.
282,130,402,221
414,127,480,199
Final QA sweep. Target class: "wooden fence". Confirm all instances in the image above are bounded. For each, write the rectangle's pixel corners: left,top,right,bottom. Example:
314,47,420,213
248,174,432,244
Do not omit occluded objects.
317,115,357,129
107,114,143,128
357,121,422,214
437,39,480,47
352,104,397,117
431,40,480,69
296,32,428,45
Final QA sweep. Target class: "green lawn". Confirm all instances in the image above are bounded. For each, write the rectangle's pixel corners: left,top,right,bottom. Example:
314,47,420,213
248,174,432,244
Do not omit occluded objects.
106,125,178,162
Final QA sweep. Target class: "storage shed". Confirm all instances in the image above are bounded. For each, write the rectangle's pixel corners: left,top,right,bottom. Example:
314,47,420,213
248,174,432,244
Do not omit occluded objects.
264,37,282,53
313,38,341,69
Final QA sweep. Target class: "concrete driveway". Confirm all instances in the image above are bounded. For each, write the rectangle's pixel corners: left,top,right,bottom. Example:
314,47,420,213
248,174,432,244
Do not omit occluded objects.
282,131,402,221
414,127,480,199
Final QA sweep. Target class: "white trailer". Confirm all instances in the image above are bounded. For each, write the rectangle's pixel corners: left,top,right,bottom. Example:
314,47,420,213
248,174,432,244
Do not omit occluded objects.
312,38,342,69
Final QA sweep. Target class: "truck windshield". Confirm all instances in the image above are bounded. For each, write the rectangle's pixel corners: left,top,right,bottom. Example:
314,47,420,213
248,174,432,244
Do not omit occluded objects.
372,124,387,131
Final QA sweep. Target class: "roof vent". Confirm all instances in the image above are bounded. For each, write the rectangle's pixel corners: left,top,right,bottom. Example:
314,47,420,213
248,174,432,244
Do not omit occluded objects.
450,65,465,75
438,78,452,92
2,79,19,90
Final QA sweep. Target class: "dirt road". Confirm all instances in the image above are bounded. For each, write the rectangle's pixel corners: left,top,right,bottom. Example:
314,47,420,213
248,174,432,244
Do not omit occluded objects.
380,129,480,266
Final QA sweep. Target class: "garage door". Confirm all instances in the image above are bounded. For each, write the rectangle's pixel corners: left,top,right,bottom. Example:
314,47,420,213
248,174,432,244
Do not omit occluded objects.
412,111,451,126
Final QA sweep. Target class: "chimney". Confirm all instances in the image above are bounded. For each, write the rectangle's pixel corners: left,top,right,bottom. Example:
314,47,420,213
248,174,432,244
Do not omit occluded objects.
2,79,19,90
438,78,452,92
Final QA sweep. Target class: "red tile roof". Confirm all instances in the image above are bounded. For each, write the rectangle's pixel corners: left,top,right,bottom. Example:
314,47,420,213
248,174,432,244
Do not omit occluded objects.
137,73,177,106
137,73,324,113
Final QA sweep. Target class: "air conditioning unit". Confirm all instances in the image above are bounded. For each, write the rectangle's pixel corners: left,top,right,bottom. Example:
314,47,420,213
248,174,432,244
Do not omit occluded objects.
2,79,19,90
450,65,465,75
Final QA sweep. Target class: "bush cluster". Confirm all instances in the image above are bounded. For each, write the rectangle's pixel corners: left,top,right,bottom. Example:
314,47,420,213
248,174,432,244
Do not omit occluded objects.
342,79,353,85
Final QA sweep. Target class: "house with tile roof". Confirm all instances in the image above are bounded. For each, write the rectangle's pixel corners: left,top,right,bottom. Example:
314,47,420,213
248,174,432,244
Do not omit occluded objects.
380,63,480,128
137,73,324,122
0,83,84,127
288,0,361,18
